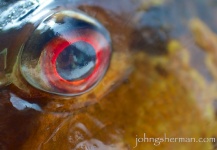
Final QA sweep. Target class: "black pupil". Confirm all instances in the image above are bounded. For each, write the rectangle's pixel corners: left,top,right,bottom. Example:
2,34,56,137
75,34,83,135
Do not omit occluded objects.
56,41,96,81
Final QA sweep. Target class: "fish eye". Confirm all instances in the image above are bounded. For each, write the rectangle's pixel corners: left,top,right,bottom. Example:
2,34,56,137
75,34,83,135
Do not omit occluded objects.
20,10,112,96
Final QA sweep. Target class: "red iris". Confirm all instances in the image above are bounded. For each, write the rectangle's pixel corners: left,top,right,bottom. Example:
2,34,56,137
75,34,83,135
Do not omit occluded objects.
40,29,111,93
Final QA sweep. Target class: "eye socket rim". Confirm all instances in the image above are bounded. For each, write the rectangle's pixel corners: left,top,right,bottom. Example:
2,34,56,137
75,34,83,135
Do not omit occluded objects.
19,10,112,96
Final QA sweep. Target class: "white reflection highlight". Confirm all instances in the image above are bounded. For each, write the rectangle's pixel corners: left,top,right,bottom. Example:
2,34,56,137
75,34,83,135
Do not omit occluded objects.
10,94,42,111
30,9,50,23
